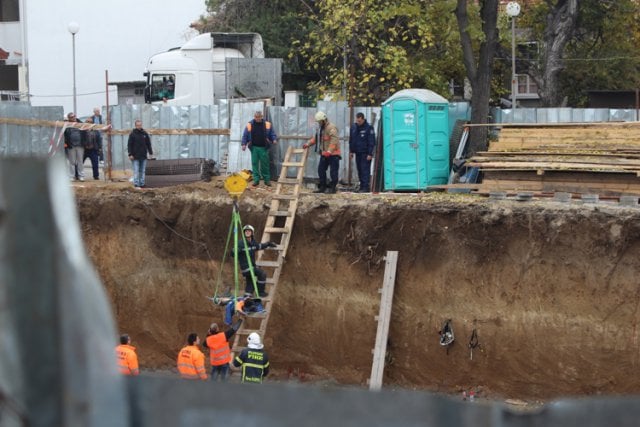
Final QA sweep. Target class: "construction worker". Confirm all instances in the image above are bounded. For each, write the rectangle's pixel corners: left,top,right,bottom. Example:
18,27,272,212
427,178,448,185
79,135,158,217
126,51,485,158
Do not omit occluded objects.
232,332,270,384
115,334,139,376
241,111,278,188
177,333,207,380
203,320,242,381
302,111,341,194
236,224,276,297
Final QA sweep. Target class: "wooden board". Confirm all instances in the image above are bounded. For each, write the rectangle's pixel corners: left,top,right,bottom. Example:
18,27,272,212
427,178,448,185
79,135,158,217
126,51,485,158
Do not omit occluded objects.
369,251,398,391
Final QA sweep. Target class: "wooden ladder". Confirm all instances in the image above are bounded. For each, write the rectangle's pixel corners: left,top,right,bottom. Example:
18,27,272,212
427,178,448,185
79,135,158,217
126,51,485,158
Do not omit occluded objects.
231,145,309,354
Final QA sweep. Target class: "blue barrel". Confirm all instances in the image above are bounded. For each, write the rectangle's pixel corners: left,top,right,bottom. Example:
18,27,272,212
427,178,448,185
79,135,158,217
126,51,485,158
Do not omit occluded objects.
382,89,449,191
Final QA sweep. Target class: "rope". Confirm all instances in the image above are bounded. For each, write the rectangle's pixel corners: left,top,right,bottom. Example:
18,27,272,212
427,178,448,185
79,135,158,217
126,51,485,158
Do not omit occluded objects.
142,201,222,297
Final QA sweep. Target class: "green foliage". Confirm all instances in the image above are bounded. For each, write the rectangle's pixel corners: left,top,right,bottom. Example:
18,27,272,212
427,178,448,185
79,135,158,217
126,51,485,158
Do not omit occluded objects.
198,0,312,71
521,0,640,106
294,0,465,105
561,0,640,106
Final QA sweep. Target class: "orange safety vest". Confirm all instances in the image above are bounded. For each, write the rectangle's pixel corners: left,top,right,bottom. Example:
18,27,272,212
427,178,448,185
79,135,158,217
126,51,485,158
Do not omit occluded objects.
206,332,231,366
115,344,139,376
235,299,245,313
246,121,272,132
177,345,207,380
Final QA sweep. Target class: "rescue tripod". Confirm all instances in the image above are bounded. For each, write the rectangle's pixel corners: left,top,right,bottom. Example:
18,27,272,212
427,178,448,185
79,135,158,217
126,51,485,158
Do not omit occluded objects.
209,174,265,324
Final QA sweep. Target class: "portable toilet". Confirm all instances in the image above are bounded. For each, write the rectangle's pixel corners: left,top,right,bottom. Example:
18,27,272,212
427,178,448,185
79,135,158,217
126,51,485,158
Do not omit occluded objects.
382,88,449,191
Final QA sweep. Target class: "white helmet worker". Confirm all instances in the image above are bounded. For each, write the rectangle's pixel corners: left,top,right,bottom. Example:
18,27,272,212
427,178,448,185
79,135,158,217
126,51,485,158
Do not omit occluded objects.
247,332,264,349
243,225,255,233
314,111,327,122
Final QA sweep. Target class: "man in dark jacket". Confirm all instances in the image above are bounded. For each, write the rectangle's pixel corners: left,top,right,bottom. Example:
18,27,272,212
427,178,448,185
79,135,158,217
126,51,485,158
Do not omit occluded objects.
349,112,376,193
236,224,276,297
64,112,85,181
232,332,269,384
127,120,153,189
83,117,102,180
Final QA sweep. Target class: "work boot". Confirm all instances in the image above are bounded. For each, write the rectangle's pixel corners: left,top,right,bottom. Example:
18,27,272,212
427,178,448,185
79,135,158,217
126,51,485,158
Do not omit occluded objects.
313,185,326,193
326,183,337,194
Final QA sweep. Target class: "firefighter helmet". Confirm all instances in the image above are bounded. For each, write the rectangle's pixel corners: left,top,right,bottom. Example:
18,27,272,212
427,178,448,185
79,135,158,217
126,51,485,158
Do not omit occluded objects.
314,111,327,122
247,332,263,349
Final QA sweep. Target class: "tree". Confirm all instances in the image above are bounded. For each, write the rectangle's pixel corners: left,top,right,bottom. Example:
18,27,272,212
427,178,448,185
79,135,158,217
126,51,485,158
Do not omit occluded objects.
455,0,500,155
194,0,312,73
519,0,579,107
293,0,465,106
557,0,640,106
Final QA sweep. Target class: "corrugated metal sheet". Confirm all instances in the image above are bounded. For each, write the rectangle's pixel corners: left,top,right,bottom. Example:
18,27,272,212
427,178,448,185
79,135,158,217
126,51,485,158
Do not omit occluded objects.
0,103,64,157
497,107,638,123
6,102,636,183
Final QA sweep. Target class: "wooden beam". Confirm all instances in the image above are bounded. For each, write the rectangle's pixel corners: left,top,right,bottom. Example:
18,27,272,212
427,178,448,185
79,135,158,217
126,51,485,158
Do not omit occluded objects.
369,251,398,391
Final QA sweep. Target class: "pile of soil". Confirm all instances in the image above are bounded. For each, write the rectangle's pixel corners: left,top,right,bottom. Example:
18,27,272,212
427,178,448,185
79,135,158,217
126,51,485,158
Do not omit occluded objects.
74,179,640,401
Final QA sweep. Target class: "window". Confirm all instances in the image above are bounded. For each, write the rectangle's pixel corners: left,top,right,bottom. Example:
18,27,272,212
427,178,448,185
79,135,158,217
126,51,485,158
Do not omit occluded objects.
148,74,175,102
516,74,538,97
0,0,19,22
517,42,539,61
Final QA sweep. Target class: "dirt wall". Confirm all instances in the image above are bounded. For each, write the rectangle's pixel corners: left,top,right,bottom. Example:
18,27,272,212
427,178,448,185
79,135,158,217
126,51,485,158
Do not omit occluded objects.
76,183,640,400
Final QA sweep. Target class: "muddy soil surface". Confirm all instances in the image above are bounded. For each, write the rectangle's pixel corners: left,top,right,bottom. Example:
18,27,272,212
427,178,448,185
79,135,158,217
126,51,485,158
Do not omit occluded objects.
74,179,640,401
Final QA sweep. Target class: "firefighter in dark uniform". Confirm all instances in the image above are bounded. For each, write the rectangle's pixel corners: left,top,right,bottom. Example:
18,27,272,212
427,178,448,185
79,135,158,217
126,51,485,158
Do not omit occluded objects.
232,332,270,383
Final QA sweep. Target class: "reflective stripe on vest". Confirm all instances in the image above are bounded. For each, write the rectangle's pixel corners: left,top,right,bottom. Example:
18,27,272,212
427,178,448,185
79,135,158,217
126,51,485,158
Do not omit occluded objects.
116,344,139,375
206,333,231,366
241,362,266,383
177,346,206,379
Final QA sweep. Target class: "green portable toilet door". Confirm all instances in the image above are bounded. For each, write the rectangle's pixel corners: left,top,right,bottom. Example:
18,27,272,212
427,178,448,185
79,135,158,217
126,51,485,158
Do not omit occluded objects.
425,104,450,185
384,99,427,190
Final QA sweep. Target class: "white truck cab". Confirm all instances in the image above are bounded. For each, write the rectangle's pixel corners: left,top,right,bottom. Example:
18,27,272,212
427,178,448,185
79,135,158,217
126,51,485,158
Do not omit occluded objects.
144,33,265,106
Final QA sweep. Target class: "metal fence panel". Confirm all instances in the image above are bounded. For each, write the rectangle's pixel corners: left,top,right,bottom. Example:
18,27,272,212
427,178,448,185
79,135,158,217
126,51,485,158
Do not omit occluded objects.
4,103,638,182
0,103,63,157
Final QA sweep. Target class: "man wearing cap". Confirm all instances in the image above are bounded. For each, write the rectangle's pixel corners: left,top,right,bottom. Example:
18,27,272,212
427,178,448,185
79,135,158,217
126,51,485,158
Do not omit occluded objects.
241,111,278,188
232,332,270,384
203,319,242,382
115,334,139,376
302,111,341,194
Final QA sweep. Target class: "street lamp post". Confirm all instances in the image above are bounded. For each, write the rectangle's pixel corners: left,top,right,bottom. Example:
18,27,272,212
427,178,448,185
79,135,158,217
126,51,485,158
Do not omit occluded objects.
67,22,80,114
506,2,520,122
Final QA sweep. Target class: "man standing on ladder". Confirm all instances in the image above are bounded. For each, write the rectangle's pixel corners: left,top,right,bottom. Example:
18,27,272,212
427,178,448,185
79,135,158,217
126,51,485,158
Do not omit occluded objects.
236,224,276,297
241,111,278,188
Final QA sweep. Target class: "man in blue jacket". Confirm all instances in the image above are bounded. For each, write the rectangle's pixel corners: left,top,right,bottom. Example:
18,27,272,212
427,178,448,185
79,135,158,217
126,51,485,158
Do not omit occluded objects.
349,112,376,193
241,111,278,188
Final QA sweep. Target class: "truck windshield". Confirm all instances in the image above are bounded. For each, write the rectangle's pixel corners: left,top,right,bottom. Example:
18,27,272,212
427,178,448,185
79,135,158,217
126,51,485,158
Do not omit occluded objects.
148,74,176,102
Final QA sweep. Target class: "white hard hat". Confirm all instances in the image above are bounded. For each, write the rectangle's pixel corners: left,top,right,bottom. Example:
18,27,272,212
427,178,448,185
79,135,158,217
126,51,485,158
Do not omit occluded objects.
243,225,255,233
247,332,263,349
315,111,327,122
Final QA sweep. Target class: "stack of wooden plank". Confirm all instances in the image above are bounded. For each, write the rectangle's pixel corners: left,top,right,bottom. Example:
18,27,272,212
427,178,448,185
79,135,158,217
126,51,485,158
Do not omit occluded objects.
468,122,640,196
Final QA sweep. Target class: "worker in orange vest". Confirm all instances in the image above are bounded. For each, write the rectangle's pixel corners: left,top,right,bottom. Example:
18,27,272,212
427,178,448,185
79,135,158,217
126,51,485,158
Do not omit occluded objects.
115,334,139,376
203,319,242,381
177,333,207,380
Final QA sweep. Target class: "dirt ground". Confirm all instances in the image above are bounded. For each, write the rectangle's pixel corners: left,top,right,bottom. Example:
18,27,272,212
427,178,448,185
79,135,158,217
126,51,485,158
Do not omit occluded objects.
73,177,640,402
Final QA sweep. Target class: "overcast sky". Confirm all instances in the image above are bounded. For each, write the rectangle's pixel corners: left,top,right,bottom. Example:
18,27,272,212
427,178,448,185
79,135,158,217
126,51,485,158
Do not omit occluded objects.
25,0,205,115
